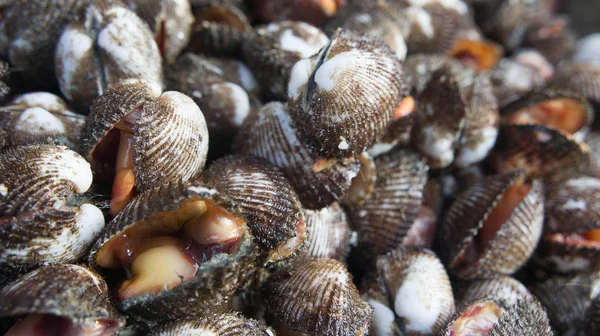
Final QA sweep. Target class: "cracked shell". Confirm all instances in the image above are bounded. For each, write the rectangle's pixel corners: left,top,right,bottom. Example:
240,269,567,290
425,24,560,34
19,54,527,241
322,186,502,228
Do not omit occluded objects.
150,312,274,336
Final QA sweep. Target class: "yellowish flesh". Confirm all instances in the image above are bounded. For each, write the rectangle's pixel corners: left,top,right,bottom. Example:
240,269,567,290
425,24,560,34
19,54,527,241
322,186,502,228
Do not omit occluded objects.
506,98,587,135
450,302,503,336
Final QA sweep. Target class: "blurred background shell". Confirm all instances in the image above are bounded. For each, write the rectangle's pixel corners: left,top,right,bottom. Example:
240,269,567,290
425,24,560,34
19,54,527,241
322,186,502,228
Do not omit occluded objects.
150,312,274,336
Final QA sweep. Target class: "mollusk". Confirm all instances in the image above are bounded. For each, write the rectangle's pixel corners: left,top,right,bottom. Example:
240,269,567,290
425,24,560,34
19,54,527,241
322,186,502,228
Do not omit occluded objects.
304,202,351,261
150,312,274,336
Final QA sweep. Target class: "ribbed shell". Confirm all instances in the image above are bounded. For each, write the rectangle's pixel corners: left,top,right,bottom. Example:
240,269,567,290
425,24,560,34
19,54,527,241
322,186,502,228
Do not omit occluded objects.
0,61,8,100
550,61,600,103
361,247,455,336
261,257,373,336
369,112,416,158
341,152,377,207
403,54,475,95
586,286,600,336
233,102,360,210
524,16,576,65
586,131,600,177
545,176,600,234
90,180,257,323
207,57,260,96
441,171,544,279
489,58,546,108
304,202,351,261
203,155,306,262
348,147,428,256
489,124,589,183
403,3,463,54
248,0,344,27
0,92,85,149
151,312,273,336
0,264,124,330
454,275,534,311
0,145,104,281
288,28,409,158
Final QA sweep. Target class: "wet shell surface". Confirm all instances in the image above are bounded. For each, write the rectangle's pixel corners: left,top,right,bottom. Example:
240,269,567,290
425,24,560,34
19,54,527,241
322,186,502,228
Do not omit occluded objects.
0,92,85,149
440,171,544,279
249,0,345,27
288,28,408,158
489,56,549,109
454,275,534,311
361,247,455,336
150,312,274,336
524,15,576,65
0,264,124,336
0,145,104,283
233,102,360,210
203,155,307,262
261,257,373,336
304,202,351,261
403,54,475,96
550,61,600,104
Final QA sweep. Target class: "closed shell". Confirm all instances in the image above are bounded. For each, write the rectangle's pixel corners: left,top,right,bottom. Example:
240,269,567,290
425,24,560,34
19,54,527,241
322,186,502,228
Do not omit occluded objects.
262,257,373,336
403,54,475,95
249,0,345,27
151,312,274,336
489,58,548,109
288,28,409,158
304,202,351,261
454,275,534,311
550,61,600,104
524,15,576,64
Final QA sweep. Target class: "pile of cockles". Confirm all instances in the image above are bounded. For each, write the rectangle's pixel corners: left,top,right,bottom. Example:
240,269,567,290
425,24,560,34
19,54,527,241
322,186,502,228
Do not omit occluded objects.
0,0,599,335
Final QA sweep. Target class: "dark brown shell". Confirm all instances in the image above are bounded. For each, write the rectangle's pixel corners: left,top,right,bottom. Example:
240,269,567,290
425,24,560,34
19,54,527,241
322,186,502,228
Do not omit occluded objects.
545,176,600,234
0,61,9,101
233,102,360,210
207,57,260,96
304,202,351,261
489,58,549,109
586,131,600,177
488,124,589,183
586,282,600,336
341,152,377,207
403,54,475,95
524,15,576,64
287,28,409,158
454,275,534,311
347,147,428,257
440,171,544,279
403,3,464,55
550,61,600,104
204,155,306,262
150,312,273,336
261,257,372,336
0,264,124,333
248,0,345,27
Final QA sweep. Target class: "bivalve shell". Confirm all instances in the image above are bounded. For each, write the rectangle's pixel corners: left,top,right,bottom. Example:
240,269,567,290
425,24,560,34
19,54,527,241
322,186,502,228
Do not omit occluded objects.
304,202,351,261
151,312,274,336
249,0,345,27
550,61,600,105
454,275,534,311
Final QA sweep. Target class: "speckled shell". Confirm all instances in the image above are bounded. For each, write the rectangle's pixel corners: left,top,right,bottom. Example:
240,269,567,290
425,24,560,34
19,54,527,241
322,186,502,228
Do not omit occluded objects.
341,152,377,207
347,147,428,258
304,202,351,261
125,0,194,64
233,102,360,210
440,171,544,279
524,15,576,64
586,280,600,336
90,180,257,323
249,0,345,27
361,247,455,336
242,21,329,101
550,61,600,104
165,53,251,157
489,124,589,183
489,58,547,109
402,3,464,55
586,132,600,177
288,28,409,158
0,61,8,101
204,155,306,262
207,57,260,96
368,112,416,158
403,54,475,95
0,264,124,333
261,257,372,336
0,145,104,285
55,0,163,110
151,312,274,336
454,275,534,311
0,92,84,150
80,79,209,193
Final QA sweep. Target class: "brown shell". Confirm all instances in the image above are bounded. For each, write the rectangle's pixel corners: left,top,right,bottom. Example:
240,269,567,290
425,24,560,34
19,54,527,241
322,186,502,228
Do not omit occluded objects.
0,264,124,333
440,171,544,279
0,145,104,284
454,275,534,311
80,79,209,193
203,155,306,262
287,28,409,158
150,312,273,336
248,0,345,27
488,124,589,183
403,54,476,95
524,15,576,64
0,61,9,101
233,102,360,210
304,202,351,261
586,131,600,177
403,3,463,55
207,57,260,96
489,58,548,109
341,152,377,207
545,176,600,234
242,21,329,101
347,147,428,257
586,283,600,336
0,92,85,149
550,61,600,104
261,257,373,336
89,180,257,323
361,247,455,336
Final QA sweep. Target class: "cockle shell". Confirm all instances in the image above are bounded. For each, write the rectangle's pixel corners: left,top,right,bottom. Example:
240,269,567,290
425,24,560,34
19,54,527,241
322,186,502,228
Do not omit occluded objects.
489,55,548,109
550,61,600,105
403,54,475,95
0,61,8,100
524,15,576,64
454,275,534,311
288,28,409,158
304,202,351,261
249,0,346,27
151,312,274,336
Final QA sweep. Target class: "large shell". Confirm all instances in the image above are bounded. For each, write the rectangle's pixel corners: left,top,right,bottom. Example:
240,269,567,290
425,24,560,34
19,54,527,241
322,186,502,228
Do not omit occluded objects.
0,145,104,285
233,102,360,209
361,247,455,336
524,15,576,64
287,28,409,158
203,155,307,262
0,92,85,149
403,54,475,95
0,264,124,335
550,61,600,104
489,54,549,108
454,275,534,311
304,202,351,261
440,171,544,279
55,0,163,110
242,21,329,101
249,0,345,27
347,147,429,258
151,312,273,336
261,257,373,336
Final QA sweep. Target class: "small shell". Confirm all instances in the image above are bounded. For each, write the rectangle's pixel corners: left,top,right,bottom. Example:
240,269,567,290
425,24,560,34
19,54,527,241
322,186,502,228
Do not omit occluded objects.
0,264,124,335
440,171,544,279
403,54,475,95
287,28,409,158
586,278,600,335
304,202,351,261
249,0,345,27
0,61,8,100
361,247,455,336
585,131,600,177
151,312,274,336
204,155,307,262
233,102,360,210
402,4,463,54
207,57,260,96
0,92,85,149
242,21,329,101
454,275,534,311
0,145,104,284
489,57,548,109
524,15,576,64
550,61,600,104
341,152,377,207
488,124,589,183
261,257,373,336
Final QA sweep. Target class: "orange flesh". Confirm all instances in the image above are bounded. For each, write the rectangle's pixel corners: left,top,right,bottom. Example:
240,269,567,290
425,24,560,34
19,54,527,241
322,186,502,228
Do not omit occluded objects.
505,98,587,135
268,217,307,263
449,302,503,336
313,158,337,173
448,39,502,71
6,313,118,336
109,129,136,217
393,96,415,120
545,229,600,249
318,0,338,16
